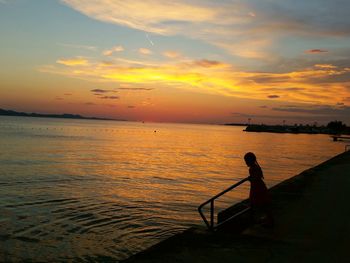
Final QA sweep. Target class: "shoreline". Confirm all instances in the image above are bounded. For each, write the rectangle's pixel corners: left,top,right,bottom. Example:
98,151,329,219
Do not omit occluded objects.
242,124,350,135
122,150,350,262
0,108,127,122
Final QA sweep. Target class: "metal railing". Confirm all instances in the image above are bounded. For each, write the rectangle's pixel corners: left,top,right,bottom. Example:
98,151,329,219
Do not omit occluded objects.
198,177,249,230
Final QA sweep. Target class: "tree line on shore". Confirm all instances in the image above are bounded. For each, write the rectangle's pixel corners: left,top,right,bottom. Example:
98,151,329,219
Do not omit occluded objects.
243,121,350,135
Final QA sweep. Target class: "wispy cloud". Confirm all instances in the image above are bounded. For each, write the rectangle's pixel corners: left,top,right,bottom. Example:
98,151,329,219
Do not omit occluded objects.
99,96,119,100
267,95,280,99
314,64,337,69
117,87,153,91
61,0,219,34
138,48,152,55
163,51,181,59
91,88,113,93
103,45,124,56
58,43,97,51
60,0,265,58
186,59,229,68
90,89,119,99
60,0,350,60
56,57,89,66
305,49,328,54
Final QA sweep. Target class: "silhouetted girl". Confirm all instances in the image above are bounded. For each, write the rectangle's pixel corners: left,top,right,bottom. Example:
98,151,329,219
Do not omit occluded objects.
244,152,273,227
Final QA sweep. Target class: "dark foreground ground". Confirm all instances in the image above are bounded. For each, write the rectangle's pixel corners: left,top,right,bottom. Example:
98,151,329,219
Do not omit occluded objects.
123,151,350,263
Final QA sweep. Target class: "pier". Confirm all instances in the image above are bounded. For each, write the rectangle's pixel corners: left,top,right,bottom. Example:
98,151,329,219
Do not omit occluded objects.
331,135,350,141
123,151,350,263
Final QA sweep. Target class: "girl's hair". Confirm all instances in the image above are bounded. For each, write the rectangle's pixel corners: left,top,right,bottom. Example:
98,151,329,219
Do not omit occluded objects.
244,152,264,178
244,152,256,164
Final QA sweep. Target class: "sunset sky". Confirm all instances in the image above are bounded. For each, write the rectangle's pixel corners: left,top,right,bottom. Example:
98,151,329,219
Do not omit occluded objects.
1,0,350,124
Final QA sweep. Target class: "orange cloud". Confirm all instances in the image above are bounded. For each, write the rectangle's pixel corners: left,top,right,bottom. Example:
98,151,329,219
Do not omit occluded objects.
40,58,350,106
314,64,337,69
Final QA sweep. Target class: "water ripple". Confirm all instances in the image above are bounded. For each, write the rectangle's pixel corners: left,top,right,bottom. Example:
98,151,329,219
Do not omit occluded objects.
0,117,345,262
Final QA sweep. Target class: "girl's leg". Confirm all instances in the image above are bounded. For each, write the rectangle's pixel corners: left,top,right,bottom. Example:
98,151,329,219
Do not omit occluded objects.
261,205,274,228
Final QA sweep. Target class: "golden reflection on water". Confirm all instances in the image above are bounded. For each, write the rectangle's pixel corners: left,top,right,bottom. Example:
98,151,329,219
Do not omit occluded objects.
0,116,346,261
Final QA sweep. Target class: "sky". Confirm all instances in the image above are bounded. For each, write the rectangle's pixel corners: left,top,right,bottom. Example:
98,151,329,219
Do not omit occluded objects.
1,0,350,124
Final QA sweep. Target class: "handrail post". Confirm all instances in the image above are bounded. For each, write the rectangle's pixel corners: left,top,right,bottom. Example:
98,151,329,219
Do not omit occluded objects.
198,177,249,230
210,200,214,230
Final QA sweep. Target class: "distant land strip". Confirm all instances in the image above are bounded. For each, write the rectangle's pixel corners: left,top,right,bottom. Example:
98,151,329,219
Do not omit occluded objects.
0,108,126,122
224,122,350,135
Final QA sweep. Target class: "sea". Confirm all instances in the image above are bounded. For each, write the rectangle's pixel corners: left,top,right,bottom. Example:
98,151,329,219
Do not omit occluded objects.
0,116,346,261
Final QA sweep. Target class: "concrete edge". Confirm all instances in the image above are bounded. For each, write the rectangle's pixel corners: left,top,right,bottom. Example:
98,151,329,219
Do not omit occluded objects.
121,150,350,262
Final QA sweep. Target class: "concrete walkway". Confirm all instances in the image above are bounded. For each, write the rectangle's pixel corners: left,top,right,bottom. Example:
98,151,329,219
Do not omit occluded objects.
123,151,350,263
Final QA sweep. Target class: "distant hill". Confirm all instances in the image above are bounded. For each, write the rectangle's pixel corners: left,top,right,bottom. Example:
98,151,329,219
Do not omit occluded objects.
0,108,126,121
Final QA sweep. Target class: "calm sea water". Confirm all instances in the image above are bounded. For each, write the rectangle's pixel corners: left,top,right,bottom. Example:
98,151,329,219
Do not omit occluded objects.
0,116,346,261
